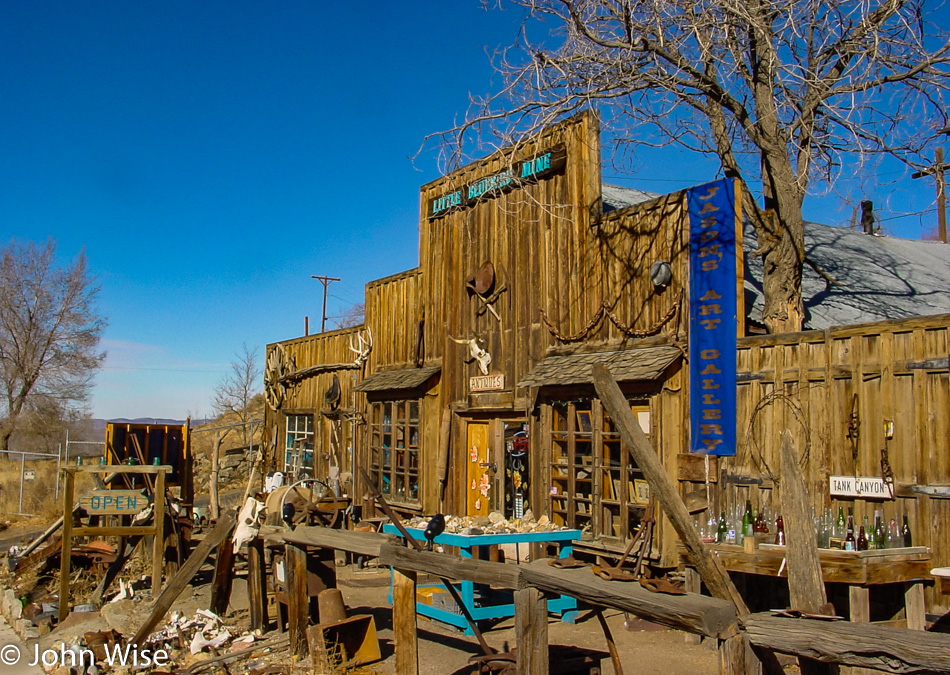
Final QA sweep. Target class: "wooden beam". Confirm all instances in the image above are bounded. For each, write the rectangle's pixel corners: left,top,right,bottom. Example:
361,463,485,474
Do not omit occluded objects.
393,568,419,675
521,561,737,639
285,541,309,658
151,469,166,597
247,538,268,632
515,588,548,675
378,544,525,591
131,511,236,646
779,432,837,673
210,530,236,616
58,470,76,623
743,614,950,673
591,363,750,615
273,525,395,558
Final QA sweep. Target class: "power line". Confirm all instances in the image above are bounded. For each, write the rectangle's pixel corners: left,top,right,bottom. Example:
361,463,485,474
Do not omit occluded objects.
311,275,340,333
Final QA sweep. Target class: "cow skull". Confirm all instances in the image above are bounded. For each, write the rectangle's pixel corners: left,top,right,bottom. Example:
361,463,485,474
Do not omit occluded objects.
450,336,492,375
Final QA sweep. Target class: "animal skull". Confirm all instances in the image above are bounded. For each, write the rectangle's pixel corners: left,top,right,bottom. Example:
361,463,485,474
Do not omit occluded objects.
450,336,492,375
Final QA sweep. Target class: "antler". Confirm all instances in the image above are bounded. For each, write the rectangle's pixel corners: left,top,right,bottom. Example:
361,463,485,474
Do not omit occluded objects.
348,327,373,368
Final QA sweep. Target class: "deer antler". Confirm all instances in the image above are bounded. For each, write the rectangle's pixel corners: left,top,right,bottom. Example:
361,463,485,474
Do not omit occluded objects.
348,327,373,368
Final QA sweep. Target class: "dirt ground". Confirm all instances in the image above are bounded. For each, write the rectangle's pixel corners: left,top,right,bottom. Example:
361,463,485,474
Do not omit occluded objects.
218,560,723,674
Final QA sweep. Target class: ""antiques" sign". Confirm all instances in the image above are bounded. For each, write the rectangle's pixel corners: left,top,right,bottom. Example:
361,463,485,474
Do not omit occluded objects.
428,146,567,219
470,374,505,392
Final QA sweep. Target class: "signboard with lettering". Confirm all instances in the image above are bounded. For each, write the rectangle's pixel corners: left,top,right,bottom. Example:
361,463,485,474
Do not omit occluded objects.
470,374,505,392
23,470,36,481
829,475,893,499
688,178,739,456
80,490,149,515
428,146,567,219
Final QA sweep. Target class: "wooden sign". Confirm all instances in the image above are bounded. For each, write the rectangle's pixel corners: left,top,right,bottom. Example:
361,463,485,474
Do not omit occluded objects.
829,475,893,499
80,489,149,515
428,146,567,219
470,374,505,392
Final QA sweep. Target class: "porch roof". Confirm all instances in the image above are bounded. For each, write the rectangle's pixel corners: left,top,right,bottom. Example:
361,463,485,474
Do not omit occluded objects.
353,365,441,393
517,345,682,388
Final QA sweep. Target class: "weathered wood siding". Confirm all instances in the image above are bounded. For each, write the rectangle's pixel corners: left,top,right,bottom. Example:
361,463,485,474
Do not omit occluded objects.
364,269,423,370
686,314,950,611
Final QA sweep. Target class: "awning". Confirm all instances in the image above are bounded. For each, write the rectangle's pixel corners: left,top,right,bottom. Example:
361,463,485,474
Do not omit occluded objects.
354,365,441,393
517,345,681,388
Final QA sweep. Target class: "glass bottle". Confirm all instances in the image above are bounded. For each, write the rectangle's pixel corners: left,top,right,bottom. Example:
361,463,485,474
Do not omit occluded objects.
902,515,913,547
754,508,768,534
887,519,900,549
835,506,846,539
861,515,872,548
717,510,728,543
844,515,856,551
857,525,868,551
774,515,786,545
743,500,754,538
873,511,885,550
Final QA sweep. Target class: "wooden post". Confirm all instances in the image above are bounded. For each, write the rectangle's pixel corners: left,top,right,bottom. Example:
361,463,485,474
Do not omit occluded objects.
210,532,236,616
684,567,703,645
58,470,75,623
592,364,749,615
151,469,166,596
131,510,237,646
285,542,309,658
905,582,925,631
780,431,837,675
248,538,268,632
719,635,746,675
393,568,419,675
515,587,548,675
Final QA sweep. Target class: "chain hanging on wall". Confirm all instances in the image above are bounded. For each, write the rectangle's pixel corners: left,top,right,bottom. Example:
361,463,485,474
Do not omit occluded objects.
538,290,683,343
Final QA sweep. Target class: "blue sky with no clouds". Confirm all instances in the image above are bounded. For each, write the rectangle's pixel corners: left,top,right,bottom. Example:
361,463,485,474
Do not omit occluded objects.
2,2,945,420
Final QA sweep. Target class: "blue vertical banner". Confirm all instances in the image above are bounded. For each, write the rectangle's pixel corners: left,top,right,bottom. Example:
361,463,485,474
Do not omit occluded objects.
688,179,739,456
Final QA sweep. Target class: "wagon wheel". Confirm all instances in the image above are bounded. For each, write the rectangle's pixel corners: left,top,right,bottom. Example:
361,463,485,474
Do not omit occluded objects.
264,345,289,411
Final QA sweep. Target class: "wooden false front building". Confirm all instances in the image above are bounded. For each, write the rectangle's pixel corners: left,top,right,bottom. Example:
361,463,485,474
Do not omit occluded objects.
262,112,950,619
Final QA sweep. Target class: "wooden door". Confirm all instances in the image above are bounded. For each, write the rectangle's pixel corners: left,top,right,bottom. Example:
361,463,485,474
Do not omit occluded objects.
466,422,491,517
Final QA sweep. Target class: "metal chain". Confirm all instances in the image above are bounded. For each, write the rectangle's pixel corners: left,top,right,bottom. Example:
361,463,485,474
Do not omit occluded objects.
539,290,683,343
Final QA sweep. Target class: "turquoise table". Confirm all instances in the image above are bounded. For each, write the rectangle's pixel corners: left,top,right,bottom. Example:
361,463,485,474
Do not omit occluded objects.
383,524,581,634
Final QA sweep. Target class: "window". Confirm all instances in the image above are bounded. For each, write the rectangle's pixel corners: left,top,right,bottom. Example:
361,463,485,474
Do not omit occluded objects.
368,399,420,506
549,398,649,541
284,414,314,480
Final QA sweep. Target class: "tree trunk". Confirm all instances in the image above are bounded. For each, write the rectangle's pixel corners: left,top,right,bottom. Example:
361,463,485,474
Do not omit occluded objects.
210,429,229,521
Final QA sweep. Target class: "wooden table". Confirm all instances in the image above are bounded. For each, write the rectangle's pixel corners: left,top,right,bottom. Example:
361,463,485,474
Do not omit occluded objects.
684,544,931,630
383,525,581,635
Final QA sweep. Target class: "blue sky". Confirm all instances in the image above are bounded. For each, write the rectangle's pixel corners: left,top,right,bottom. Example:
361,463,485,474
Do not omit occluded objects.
2,2,945,420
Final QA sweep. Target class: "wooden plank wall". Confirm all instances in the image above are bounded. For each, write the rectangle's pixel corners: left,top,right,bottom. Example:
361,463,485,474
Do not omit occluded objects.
363,269,423,370
263,327,364,479
417,111,602,413
699,314,950,613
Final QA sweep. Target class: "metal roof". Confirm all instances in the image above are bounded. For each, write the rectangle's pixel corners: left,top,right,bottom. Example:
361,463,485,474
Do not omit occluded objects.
354,365,441,393
744,221,950,329
517,345,682,388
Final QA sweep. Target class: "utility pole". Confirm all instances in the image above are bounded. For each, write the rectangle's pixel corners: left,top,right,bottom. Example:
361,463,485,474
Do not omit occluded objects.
311,275,340,332
912,138,949,244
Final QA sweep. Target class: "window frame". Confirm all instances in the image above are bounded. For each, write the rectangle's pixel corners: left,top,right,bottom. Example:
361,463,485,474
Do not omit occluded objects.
367,398,422,507
284,413,315,480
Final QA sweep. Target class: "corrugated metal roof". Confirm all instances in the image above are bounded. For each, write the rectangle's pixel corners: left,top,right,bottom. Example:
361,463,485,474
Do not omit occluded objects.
354,365,441,393
518,346,682,388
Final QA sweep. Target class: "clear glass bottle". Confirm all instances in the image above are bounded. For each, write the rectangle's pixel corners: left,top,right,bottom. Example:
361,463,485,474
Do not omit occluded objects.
887,519,900,549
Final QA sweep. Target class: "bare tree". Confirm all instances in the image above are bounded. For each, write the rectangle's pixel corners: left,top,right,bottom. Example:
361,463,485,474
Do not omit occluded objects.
334,302,365,329
431,0,950,332
212,344,261,446
0,239,106,454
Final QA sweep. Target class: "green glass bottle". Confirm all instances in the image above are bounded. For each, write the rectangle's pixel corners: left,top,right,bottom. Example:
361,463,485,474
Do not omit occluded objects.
835,506,846,539
717,510,728,543
902,515,912,547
